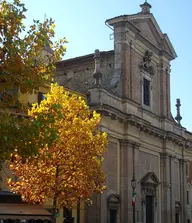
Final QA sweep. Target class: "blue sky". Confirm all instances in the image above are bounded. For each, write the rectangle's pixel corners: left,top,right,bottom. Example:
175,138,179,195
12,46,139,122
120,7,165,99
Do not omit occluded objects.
22,0,192,131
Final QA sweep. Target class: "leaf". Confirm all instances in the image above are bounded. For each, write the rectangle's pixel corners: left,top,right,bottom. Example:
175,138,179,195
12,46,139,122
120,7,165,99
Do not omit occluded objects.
8,84,108,209
0,0,67,112
3,136,8,141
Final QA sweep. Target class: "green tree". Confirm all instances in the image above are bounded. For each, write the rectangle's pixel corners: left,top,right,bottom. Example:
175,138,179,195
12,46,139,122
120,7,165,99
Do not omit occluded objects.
0,0,67,161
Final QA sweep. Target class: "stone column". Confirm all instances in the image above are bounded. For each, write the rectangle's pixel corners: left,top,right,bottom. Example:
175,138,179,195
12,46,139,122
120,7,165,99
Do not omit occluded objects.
184,160,188,223
119,140,129,223
159,62,168,117
120,140,140,223
160,152,172,223
170,156,176,223
133,142,141,223
165,67,171,118
113,24,133,98
180,157,188,223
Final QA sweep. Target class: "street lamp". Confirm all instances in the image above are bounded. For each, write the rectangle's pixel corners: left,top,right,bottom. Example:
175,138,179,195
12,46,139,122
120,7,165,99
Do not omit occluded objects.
131,178,137,223
131,178,137,190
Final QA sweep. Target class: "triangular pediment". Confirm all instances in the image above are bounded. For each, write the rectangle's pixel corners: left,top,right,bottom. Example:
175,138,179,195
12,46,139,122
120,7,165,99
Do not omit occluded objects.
106,10,177,60
140,172,160,185
127,14,177,60
132,18,161,47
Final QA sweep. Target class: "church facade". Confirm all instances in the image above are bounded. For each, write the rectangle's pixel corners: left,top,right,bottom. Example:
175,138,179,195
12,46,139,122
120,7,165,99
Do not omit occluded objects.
56,2,192,223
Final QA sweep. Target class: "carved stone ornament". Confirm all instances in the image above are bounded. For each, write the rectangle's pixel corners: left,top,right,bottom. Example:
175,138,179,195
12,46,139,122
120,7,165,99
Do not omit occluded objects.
140,50,155,76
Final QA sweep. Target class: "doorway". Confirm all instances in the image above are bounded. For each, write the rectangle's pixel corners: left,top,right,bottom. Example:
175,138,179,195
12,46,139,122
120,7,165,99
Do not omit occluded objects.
110,209,117,223
146,195,153,223
175,213,179,223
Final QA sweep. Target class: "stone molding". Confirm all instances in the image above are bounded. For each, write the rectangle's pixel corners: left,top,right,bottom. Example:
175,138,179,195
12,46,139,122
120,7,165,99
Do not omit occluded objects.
92,103,192,148
88,87,192,148
160,152,189,163
119,139,141,148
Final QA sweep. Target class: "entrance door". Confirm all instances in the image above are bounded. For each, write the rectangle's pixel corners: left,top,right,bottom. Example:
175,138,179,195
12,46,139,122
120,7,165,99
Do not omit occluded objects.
175,213,179,223
146,195,153,223
110,209,117,223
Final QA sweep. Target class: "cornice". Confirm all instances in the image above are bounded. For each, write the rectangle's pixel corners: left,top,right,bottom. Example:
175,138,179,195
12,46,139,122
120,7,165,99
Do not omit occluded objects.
89,103,192,148
160,153,189,162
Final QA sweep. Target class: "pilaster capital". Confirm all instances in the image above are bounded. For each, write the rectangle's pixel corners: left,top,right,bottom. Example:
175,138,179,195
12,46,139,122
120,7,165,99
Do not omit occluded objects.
157,63,169,73
160,152,172,159
119,139,140,148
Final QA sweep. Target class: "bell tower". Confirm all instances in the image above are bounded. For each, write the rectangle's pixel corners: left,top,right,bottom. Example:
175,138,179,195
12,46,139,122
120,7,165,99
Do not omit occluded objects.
106,2,177,118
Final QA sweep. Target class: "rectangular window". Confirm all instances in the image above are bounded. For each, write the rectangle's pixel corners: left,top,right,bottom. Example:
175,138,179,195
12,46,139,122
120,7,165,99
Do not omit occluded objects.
38,92,46,104
143,78,150,106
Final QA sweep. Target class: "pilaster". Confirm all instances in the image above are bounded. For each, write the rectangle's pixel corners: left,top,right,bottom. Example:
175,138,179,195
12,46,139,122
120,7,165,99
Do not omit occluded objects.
119,139,129,223
119,140,140,223
180,158,188,223
158,61,170,118
170,156,175,223
160,152,172,223
114,24,126,97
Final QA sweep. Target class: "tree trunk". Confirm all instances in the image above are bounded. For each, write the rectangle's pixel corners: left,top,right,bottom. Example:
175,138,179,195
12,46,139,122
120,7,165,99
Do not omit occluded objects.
51,195,57,223
77,197,80,223
51,165,59,223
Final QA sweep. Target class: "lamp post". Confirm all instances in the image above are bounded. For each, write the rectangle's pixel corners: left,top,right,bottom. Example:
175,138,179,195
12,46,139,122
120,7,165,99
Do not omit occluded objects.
131,177,137,223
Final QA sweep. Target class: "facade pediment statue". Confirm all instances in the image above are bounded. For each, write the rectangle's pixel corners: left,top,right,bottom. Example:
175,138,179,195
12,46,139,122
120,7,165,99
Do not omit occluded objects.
140,50,155,76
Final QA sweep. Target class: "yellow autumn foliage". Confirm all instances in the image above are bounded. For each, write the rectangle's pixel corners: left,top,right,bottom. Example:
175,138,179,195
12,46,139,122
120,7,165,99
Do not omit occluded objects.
8,84,108,208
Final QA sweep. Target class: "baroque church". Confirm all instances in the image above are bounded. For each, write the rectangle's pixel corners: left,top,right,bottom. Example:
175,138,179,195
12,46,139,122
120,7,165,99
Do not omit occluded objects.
56,2,192,223
0,2,192,223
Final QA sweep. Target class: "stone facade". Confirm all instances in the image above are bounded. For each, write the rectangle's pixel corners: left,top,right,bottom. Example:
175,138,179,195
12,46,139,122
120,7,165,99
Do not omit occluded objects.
56,2,192,223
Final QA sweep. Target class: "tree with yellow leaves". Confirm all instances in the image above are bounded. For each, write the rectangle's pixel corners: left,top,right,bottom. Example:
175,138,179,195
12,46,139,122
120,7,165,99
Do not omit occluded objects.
8,84,108,221
0,0,67,161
